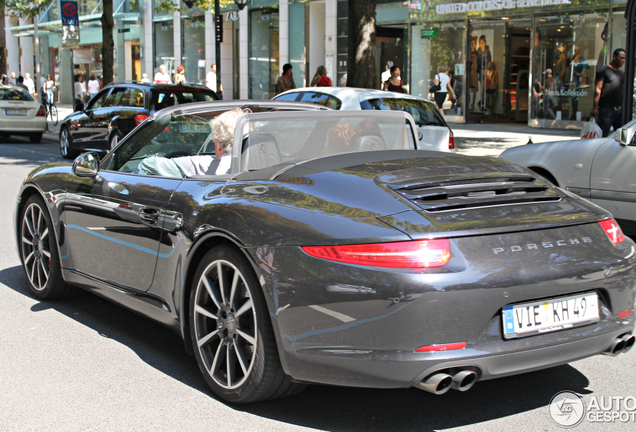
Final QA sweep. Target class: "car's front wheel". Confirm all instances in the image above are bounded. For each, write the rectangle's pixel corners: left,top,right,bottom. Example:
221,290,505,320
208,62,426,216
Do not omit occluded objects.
19,195,70,299
190,246,303,403
59,127,76,159
109,132,121,151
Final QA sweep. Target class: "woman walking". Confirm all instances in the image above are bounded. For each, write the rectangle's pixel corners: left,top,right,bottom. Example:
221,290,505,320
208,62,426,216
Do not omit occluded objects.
382,66,404,93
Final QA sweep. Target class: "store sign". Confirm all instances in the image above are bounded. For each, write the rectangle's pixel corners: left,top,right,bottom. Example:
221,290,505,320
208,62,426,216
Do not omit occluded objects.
226,11,239,21
436,0,571,15
421,29,438,38
545,88,589,97
73,49,93,64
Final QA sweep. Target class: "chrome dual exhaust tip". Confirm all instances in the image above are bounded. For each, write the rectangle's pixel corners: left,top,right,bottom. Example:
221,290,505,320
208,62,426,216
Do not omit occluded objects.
416,369,477,395
603,336,628,356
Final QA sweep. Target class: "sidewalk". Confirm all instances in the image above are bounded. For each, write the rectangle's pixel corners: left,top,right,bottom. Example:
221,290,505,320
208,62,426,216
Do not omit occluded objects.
45,104,582,157
451,123,580,157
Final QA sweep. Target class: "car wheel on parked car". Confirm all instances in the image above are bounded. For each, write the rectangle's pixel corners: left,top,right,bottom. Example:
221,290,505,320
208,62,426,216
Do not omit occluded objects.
59,127,76,159
190,246,302,403
109,132,121,150
19,195,70,299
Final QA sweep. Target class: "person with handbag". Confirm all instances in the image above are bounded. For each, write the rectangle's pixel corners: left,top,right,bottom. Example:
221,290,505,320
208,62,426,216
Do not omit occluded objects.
432,66,452,116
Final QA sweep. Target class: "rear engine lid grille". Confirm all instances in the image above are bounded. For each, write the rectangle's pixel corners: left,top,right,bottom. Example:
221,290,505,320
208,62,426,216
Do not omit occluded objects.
389,174,562,213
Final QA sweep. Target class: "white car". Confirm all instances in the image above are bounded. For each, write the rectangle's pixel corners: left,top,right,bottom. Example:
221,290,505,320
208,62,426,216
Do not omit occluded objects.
273,87,455,153
499,118,636,234
0,85,47,143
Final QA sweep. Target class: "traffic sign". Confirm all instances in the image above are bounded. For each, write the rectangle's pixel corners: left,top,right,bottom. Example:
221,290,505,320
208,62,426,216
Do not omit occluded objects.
61,1,79,27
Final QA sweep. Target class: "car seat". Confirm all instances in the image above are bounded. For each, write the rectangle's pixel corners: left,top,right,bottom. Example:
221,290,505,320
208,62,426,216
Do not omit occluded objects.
241,132,282,171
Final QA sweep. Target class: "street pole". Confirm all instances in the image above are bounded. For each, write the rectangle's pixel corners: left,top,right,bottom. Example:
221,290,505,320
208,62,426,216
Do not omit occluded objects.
215,0,221,96
34,15,40,98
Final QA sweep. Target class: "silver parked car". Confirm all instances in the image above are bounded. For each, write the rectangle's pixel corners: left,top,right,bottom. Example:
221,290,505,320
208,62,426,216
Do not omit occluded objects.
273,87,455,153
500,118,636,234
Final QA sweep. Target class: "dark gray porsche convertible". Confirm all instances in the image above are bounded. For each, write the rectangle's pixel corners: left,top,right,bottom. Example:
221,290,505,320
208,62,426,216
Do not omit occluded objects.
15,101,636,403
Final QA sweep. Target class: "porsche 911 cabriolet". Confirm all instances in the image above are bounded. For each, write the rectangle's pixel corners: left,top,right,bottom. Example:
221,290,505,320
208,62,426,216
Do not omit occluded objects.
15,101,636,403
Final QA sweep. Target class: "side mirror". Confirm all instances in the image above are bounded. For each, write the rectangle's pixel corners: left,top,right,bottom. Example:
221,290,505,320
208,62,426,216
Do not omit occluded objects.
72,152,100,177
619,128,633,146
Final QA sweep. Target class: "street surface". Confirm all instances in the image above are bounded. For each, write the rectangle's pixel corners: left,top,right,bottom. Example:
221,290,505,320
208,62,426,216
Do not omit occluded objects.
0,131,634,432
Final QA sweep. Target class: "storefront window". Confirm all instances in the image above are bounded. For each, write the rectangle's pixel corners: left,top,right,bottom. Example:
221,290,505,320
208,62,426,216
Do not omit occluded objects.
411,23,466,119
182,16,206,84
531,14,607,125
154,21,175,77
249,8,279,99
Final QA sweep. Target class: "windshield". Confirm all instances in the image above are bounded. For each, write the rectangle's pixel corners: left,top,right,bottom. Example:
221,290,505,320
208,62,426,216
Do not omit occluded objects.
360,98,446,127
234,111,415,172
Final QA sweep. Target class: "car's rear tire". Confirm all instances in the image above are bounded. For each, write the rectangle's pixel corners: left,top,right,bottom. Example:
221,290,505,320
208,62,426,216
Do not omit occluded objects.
18,195,71,299
29,133,43,143
189,246,304,403
109,132,121,151
59,127,76,159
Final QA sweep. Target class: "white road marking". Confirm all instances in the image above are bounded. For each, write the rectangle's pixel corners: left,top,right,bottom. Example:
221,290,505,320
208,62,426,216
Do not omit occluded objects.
309,305,355,323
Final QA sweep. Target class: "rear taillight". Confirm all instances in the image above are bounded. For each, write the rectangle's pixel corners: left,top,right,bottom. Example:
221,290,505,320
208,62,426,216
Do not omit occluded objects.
302,239,451,269
135,114,150,125
36,105,46,117
414,342,466,353
448,128,455,150
599,218,625,245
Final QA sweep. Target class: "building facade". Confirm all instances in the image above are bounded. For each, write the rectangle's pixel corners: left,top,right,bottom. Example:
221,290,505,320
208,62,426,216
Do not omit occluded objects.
3,0,629,129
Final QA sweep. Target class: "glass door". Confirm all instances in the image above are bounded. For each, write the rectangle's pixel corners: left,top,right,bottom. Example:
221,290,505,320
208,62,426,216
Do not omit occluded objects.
467,21,507,121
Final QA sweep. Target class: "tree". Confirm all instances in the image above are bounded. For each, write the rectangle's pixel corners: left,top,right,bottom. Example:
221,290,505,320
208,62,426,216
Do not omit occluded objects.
347,0,377,89
101,0,114,85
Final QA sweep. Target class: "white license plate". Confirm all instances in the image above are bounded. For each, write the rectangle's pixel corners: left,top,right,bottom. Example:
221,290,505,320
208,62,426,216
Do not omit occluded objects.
5,109,27,116
502,292,599,339
179,124,209,133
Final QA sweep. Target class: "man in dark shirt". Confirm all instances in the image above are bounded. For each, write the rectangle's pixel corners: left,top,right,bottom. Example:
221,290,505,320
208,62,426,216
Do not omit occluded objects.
16,76,28,91
591,48,626,137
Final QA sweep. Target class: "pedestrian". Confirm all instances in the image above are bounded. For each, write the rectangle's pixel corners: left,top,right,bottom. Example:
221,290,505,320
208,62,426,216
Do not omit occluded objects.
39,73,46,95
382,65,404,93
591,48,626,137
276,64,296,95
140,73,150,84
175,65,186,84
87,74,100,100
433,65,450,114
45,74,55,104
381,61,393,85
1,75,8,85
16,76,28,91
153,64,171,84
452,70,463,114
9,72,16,86
310,65,332,87
340,73,347,87
74,74,86,110
24,73,36,100
205,64,223,96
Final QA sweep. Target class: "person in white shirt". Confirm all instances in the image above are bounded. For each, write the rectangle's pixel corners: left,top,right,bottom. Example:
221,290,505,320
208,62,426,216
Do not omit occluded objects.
381,61,393,84
140,73,150,83
74,74,86,110
24,73,36,99
205,64,223,96
87,75,100,100
153,64,171,84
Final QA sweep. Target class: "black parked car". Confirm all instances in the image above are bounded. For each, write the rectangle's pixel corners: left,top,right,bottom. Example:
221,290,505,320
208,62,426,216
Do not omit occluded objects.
59,82,219,159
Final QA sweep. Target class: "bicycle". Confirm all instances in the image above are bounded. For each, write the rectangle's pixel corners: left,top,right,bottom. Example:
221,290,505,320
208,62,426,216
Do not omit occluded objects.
41,90,58,126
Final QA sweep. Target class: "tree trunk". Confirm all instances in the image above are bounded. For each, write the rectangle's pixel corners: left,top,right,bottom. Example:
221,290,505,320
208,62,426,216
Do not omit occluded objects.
101,0,115,85
347,0,377,89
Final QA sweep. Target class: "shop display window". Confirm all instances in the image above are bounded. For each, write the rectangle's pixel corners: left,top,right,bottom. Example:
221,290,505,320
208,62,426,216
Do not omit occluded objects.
249,8,280,100
531,14,608,124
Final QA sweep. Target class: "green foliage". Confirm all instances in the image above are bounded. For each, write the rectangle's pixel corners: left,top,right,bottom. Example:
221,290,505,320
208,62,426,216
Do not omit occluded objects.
3,0,55,19
154,0,236,15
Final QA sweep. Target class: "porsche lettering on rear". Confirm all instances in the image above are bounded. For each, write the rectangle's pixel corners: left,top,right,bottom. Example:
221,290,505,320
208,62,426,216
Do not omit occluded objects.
493,237,592,254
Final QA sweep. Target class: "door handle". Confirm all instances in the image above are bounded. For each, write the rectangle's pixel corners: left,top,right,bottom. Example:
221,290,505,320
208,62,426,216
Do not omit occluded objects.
139,207,160,225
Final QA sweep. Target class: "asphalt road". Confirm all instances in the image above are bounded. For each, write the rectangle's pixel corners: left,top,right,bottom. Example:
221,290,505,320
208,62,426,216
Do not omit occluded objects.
1,137,635,432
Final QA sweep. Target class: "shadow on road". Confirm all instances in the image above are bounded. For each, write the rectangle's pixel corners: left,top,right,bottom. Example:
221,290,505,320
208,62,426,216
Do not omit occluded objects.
0,264,593,431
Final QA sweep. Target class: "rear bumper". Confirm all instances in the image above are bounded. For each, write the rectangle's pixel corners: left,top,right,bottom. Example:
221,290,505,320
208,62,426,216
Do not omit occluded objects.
0,117,47,133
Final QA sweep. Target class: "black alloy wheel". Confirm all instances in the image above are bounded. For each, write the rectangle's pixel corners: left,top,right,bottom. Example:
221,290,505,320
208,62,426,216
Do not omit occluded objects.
19,195,70,299
189,246,304,403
